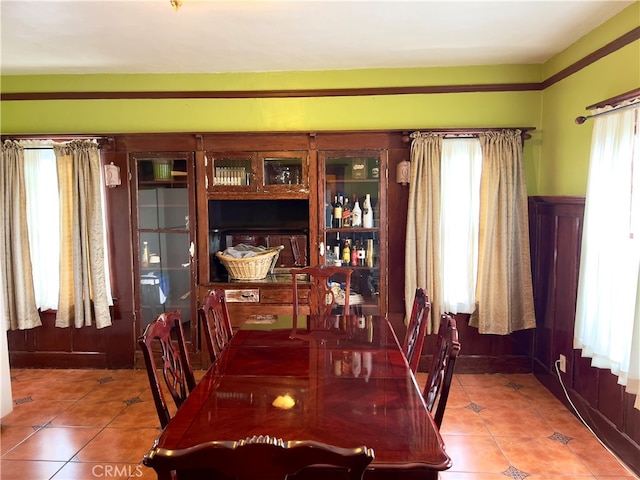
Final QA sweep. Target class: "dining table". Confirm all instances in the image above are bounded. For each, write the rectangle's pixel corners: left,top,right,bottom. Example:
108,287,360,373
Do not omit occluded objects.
143,314,451,479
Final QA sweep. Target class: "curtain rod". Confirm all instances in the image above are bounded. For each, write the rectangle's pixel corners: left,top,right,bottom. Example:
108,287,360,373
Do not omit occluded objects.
402,127,535,143
1,136,110,149
575,99,640,124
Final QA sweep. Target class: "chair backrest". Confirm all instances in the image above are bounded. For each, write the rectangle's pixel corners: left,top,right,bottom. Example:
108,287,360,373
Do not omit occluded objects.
291,266,353,318
145,435,374,480
198,288,234,363
138,311,197,429
422,313,461,428
402,288,431,373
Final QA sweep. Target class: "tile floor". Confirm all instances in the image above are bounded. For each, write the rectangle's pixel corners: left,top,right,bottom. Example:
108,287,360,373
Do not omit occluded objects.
1,369,637,480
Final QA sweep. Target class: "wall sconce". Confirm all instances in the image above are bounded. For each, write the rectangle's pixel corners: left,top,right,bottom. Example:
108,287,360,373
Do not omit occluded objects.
104,162,121,188
396,159,410,185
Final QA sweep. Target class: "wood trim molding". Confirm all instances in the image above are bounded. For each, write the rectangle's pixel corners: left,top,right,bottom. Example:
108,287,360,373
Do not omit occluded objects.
542,26,640,89
0,82,542,101
586,87,640,109
1,26,637,102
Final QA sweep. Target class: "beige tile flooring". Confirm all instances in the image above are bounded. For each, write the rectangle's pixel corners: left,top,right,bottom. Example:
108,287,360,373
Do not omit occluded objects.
1,369,637,480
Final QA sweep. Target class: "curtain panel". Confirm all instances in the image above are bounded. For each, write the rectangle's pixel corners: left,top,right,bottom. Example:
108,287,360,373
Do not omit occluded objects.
54,141,112,329
406,129,536,335
470,130,536,334
0,141,41,330
404,132,443,333
574,102,640,409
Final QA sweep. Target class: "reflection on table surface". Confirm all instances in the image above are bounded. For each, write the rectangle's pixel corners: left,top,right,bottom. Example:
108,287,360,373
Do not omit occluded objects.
146,314,450,479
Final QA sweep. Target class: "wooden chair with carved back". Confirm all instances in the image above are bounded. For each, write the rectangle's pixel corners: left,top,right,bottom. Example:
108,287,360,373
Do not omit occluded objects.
138,311,197,429
198,288,234,364
290,265,353,335
422,313,461,428
143,434,374,480
402,288,431,374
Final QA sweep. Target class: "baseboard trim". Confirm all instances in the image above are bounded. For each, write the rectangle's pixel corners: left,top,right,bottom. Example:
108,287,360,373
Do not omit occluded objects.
419,354,533,374
9,352,108,369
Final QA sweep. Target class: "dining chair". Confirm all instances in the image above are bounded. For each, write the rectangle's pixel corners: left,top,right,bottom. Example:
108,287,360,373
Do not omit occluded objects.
290,266,353,337
138,311,197,429
291,265,353,317
422,313,461,428
198,288,234,364
402,288,431,374
144,435,374,480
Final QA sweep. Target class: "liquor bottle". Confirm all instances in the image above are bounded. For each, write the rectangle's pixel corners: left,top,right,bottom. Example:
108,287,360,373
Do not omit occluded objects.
333,195,343,228
351,200,362,227
362,193,373,228
357,240,366,266
142,241,149,267
366,238,374,268
342,196,351,227
333,232,341,262
342,238,351,264
371,158,380,179
351,240,358,267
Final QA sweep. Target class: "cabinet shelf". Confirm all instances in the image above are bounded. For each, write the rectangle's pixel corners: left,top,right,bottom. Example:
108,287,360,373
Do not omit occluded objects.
326,179,379,184
133,151,196,357
325,228,378,233
139,180,187,187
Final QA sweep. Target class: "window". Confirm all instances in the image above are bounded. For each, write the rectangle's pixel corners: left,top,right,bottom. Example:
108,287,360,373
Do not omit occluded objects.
440,138,482,313
22,144,112,313
24,148,60,310
574,101,639,408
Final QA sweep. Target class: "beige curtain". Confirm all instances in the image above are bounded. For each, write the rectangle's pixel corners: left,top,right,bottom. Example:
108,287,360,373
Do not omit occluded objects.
0,141,42,330
404,132,443,333
54,141,111,329
470,130,536,334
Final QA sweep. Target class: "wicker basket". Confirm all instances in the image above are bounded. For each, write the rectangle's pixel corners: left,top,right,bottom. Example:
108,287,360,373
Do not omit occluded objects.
215,246,284,280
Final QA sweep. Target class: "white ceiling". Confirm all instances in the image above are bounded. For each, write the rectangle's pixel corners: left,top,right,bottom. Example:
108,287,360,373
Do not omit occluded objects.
0,0,635,76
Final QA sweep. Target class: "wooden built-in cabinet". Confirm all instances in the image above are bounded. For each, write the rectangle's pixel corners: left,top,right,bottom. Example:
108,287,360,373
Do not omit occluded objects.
318,150,387,316
205,150,309,198
130,151,199,367
194,133,390,357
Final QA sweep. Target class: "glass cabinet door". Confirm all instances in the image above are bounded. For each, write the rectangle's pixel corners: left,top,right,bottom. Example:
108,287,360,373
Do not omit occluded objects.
133,153,196,345
206,151,308,195
207,152,255,189
319,151,385,316
261,152,307,191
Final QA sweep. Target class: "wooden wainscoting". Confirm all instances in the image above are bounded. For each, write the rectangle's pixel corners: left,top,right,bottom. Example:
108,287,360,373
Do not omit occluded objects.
529,195,640,476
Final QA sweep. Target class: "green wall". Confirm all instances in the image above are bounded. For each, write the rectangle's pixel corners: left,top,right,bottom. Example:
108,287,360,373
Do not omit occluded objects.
1,2,638,196
0,65,541,135
539,2,640,196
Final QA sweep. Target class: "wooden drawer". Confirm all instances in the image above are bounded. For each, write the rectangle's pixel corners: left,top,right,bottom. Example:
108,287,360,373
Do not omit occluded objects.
225,289,260,303
260,289,292,303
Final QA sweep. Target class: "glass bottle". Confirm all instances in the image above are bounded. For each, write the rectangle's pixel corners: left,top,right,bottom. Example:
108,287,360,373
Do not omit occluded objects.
351,200,362,227
362,194,373,228
142,241,149,267
333,195,343,228
351,240,358,267
342,196,351,227
357,240,366,266
333,232,341,263
342,238,351,264
366,239,374,268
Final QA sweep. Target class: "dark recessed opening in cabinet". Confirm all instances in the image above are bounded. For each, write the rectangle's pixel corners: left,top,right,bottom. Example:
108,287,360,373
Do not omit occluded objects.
208,199,309,230
208,199,310,281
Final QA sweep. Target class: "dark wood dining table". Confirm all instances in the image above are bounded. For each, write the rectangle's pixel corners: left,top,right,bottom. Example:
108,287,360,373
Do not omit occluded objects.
143,315,451,479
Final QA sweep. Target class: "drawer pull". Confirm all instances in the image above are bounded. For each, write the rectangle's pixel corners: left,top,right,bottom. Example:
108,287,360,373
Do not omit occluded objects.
241,293,255,298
